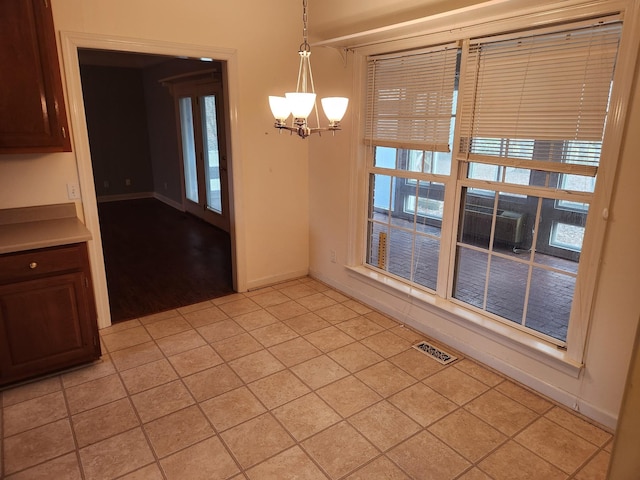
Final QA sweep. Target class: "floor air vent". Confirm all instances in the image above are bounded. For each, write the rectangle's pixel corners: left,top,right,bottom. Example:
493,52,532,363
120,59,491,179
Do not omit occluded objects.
413,341,457,365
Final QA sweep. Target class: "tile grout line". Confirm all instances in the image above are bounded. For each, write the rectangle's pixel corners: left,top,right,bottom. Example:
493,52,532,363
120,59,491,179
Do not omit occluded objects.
58,374,88,480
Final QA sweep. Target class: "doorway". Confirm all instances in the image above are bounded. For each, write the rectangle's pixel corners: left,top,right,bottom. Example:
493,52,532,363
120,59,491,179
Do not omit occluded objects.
79,51,234,322
61,34,243,328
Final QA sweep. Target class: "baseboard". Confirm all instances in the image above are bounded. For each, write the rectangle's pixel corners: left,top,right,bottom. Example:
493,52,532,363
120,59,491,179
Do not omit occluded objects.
245,269,310,292
96,192,153,203
96,192,185,213
153,192,184,211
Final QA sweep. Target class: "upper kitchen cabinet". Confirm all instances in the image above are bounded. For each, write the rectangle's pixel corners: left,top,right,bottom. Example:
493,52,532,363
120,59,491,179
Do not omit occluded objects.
0,0,71,154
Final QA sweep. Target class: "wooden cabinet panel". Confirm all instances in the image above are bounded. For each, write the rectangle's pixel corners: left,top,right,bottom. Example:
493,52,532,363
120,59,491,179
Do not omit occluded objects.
0,244,84,283
0,0,71,153
0,244,100,386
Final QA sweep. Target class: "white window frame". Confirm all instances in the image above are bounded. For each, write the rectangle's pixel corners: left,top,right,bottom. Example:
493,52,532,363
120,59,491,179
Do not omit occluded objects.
330,0,640,372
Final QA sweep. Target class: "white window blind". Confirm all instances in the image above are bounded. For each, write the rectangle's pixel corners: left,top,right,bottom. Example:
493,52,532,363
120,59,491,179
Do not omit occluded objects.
366,44,458,152
458,20,622,170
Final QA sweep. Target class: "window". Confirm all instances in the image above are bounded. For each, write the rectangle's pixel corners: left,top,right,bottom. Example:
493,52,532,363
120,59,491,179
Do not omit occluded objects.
364,18,622,347
366,44,458,292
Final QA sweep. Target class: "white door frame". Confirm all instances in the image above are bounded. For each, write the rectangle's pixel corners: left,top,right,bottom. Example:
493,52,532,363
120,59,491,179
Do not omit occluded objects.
60,31,246,328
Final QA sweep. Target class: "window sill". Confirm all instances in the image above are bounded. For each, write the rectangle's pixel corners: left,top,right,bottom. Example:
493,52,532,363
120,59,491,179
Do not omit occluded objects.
346,265,584,378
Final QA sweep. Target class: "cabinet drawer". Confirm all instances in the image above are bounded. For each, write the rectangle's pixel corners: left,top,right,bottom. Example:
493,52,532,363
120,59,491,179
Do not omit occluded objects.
0,244,85,284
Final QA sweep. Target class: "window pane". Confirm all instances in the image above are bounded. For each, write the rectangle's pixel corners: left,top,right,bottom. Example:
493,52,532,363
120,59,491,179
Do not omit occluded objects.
367,221,387,269
371,173,393,222
408,149,431,173
453,247,488,309
540,199,587,261
504,167,531,186
374,146,397,169
486,256,527,323
526,267,575,341
467,163,499,196
391,179,412,229
179,97,198,203
506,139,535,159
458,196,494,249
468,164,529,197
413,234,439,290
468,163,500,182
557,173,594,211
202,95,222,214
565,140,602,166
406,194,444,223
532,250,579,274
404,181,445,222
467,138,537,160
433,150,452,175
458,189,529,251
550,222,585,251
388,228,413,280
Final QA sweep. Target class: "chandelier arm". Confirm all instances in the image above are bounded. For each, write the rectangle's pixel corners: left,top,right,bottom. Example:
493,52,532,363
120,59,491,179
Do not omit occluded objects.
305,55,321,129
273,121,342,139
295,53,302,93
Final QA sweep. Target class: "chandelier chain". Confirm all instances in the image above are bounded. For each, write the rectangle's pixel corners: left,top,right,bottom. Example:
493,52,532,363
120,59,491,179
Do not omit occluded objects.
301,0,310,52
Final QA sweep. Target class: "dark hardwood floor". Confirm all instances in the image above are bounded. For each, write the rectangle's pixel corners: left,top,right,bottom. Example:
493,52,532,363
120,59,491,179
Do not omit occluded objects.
97,198,234,323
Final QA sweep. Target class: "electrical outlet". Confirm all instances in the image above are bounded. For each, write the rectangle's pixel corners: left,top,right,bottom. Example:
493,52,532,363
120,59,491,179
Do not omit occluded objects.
330,250,337,263
125,178,131,186
103,180,109,188
66,183,80,200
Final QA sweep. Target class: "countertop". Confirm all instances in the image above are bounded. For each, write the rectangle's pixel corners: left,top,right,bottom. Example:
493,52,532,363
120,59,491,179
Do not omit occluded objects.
0,203,92,255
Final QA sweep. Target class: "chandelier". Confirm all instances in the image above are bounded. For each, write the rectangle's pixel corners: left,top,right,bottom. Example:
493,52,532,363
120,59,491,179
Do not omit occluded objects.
268,0,349,139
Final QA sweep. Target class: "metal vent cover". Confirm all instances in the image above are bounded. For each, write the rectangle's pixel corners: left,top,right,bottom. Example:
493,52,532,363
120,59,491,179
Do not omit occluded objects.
413,341,457,365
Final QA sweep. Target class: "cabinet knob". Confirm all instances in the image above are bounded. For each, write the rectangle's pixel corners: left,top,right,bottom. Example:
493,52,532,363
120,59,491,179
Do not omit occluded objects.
29,262,38,269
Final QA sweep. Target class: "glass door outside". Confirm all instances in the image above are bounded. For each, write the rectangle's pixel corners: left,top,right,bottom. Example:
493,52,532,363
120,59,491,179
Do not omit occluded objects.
177,82,229,232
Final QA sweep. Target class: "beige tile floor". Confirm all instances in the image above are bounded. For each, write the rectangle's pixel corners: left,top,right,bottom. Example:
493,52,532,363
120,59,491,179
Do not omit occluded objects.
0,277,614,479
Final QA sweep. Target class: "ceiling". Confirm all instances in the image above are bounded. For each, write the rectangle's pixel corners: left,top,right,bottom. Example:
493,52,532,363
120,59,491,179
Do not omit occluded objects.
309,0,484,40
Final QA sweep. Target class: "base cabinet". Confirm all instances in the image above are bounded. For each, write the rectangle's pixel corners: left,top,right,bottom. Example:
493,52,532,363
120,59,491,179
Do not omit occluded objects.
0,243,101,386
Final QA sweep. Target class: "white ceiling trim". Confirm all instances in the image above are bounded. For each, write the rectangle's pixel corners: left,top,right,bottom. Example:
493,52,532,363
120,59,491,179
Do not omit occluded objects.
315,0,631,55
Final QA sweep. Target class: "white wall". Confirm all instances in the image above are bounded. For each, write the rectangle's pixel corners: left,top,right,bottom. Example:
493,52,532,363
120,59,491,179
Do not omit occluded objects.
0,0,312,313
608,315,640,478
308,0,640,428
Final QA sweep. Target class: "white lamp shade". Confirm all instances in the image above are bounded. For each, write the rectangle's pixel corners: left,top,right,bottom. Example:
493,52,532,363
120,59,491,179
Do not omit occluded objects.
321,97,349,122
269,96,291,121
285,92,316,119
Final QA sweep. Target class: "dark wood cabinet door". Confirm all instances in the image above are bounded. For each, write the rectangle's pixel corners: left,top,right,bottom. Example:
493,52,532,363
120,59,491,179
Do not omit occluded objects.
0,0,71,153
0,272,99,384
0,242,101,386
